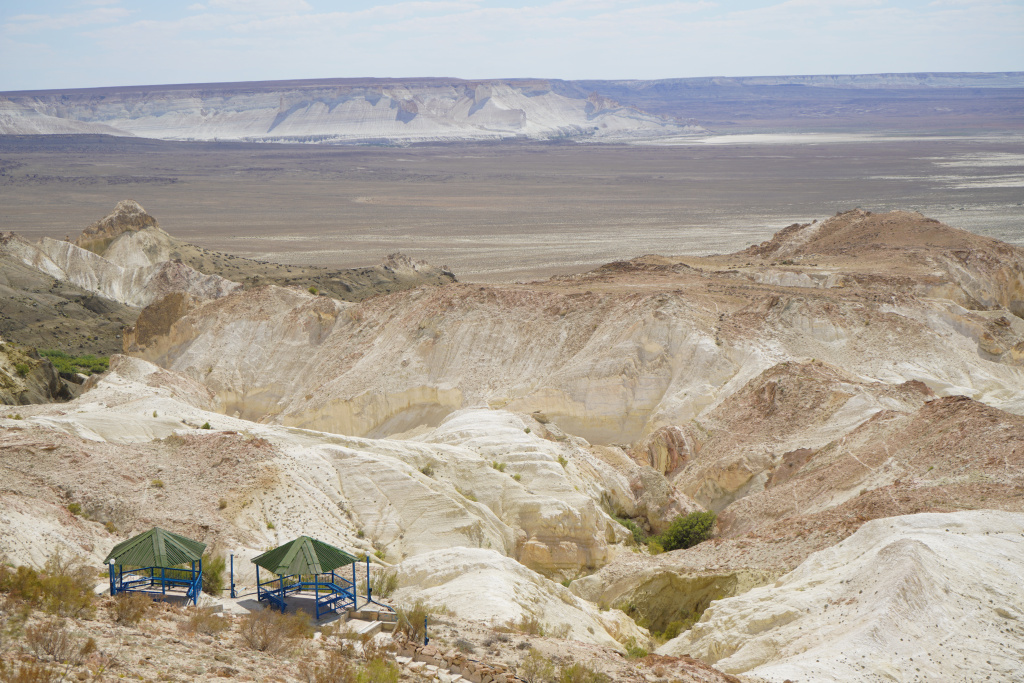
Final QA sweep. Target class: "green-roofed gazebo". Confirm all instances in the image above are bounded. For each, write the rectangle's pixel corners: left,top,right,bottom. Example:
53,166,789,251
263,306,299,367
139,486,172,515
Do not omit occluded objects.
105,527,206,605
251,536,362,618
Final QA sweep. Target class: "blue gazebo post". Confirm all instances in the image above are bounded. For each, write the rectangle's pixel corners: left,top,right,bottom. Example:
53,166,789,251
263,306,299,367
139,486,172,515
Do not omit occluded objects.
366,555,371,603
108,559,116,597
352,559,357,609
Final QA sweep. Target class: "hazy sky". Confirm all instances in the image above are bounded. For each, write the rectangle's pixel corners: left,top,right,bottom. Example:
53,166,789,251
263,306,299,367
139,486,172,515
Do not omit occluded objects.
1,0,1022,91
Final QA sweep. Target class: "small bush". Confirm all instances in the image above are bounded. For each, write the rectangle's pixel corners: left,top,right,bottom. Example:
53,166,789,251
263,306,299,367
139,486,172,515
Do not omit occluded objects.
558,662,611,683
202,553,226,596
524,427,531,434
298,647,356,683
454,637,475,653
656,511,716,552
179,606,230,636
613,517,647,545
557,455,568,468
110,592,151,625
373,548,386,560
356,529,365,539
508,613,544,636
561,578,571,588
491,461,506,473
65,503,82,516
369,569,398,599
239,608,312,653
661,620,684,641
357,659,398,683
25,618,87,663
395,601,429,644
0,661,62,683
623,637,648,659
218,499,228,510
14,363,30,377
201,422,211,430
152,410,158,418
103,521,117,534
518,648,556,683
266,521,275,530
39,553,95,618
308,286,319,295
647,540,664,555
150,479,164,489
513,473,522,482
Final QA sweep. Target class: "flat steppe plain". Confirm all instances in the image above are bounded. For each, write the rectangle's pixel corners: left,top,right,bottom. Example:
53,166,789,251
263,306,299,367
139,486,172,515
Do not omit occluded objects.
1,133,1022,280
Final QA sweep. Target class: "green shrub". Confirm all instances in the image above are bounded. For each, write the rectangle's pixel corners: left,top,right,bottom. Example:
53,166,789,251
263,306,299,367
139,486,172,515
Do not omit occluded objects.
150,479,164,489
557,455,568,468
647,540,664,555
613,517,647,545
202,553,226,595
624,637,648,659
308,286,319,295
656,511,716,552
513,473,522,482
661,620,685,641
491,461,506,472
201,422,211,430
38,350,109,376
14,363,30,377
66,503,82,516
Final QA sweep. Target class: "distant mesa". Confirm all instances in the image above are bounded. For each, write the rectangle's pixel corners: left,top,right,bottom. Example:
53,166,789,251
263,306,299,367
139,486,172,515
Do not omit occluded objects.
0,77,704,144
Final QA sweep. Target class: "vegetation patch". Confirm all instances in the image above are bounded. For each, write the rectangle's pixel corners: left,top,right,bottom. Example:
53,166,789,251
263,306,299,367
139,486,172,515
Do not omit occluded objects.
38,350,109,376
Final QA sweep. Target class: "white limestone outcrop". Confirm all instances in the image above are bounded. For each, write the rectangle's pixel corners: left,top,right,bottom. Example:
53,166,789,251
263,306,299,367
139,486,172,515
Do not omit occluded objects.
657,510,1024,682
391,547,649,649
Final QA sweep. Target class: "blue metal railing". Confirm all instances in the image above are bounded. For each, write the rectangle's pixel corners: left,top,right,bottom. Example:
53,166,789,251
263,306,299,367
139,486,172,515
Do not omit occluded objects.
109,562,202,606
255,567,357,619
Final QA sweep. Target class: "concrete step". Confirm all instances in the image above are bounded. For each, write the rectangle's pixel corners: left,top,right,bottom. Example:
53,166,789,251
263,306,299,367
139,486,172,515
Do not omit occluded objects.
349,619,382,637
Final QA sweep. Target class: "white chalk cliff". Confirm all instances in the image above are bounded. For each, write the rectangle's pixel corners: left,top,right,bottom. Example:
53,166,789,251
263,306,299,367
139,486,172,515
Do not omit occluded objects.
0,79,701,143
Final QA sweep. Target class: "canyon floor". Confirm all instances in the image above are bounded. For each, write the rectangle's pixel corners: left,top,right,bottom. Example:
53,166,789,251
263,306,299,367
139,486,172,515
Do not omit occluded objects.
2,197,1023,682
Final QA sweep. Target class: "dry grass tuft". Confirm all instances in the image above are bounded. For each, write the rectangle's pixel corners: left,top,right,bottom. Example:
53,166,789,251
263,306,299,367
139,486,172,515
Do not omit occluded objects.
238,608,312,653
109,593,151,625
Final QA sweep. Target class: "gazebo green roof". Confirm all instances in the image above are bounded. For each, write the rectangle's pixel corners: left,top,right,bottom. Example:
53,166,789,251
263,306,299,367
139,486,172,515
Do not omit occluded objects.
103,527,206,567
251,536,358,576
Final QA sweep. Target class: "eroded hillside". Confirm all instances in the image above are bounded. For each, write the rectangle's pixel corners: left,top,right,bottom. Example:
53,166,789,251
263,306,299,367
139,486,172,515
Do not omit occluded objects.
2,208,1023,682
